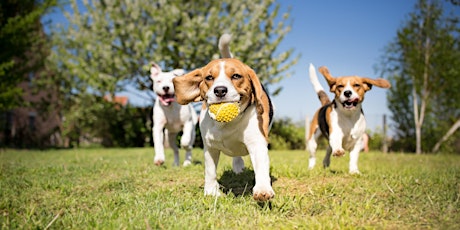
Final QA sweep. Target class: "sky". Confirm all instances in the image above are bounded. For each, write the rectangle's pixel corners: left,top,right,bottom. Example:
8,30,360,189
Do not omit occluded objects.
43,0,457,134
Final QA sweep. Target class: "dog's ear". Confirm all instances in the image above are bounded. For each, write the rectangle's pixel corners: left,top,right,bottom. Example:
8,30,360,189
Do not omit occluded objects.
362,78,391,91
247,67,271,140
150,62,162,80
173,69,204,104
172,69,185,77
319,66,337,92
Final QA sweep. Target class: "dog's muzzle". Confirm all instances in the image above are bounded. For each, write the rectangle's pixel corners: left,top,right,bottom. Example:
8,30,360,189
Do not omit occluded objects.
342,98,359,110
159,94,175,106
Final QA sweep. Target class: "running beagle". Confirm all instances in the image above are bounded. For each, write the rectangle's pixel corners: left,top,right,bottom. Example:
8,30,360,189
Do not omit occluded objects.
172,35,275,201
307,64,390,174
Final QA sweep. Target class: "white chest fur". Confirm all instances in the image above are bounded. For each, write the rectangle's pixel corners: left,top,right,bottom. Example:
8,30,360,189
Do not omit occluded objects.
329,108,366,151
199,105,266,156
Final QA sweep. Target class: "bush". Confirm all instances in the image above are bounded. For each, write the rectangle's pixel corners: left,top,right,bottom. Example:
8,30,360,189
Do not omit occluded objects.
269,117,305,150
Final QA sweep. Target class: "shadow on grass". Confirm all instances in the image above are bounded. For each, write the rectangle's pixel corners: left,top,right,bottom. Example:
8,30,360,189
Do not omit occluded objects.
192,160,202,165
218,168,277,198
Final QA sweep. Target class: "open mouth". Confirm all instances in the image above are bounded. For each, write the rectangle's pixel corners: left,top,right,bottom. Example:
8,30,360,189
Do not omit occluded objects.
159,94,175,106
342,98,359,109
209,100,240,105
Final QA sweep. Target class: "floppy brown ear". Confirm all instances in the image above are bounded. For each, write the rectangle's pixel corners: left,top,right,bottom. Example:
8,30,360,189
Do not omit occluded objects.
319,66,336,92
172,69,204,105
247,67,272,140
362,77,391,91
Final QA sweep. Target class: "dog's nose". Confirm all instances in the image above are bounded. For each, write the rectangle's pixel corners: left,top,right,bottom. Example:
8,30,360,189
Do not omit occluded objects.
163,86,170,93
214,86,227,98
344,90,352,98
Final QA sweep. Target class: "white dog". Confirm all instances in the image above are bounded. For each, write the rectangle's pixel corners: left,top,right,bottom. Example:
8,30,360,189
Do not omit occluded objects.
307,64,390,173
150,62,198,166
172,34,275,201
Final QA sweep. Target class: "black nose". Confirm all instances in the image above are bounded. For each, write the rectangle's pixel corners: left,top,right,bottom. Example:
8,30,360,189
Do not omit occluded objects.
214,86,227,98
163,86,169,93
344,90,352,98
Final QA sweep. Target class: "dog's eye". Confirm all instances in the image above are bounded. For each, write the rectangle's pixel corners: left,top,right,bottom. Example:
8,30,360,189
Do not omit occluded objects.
337,85,344,89
231,74,242,80
205,75,214,81
354,84,360,87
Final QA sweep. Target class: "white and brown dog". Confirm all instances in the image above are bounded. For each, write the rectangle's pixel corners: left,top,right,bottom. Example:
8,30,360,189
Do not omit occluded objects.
150,62,198,167
307,64,390,174
172,34,275,201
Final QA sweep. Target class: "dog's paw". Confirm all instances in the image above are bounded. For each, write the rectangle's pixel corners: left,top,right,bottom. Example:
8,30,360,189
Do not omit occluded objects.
332,148,345,157
253,185,275,202
349,169,361,175
204,185,222,197
154,160,164,166
308,158,316,170
183,160,192,167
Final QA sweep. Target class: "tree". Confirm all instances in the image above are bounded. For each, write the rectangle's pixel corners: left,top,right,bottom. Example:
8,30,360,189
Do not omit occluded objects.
0,0,56,111
379,0,460,153
46,0,298,145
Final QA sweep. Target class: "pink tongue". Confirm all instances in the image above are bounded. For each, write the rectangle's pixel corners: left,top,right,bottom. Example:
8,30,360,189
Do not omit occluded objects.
160,95,175,106
346,98,358,104
164,97,175,103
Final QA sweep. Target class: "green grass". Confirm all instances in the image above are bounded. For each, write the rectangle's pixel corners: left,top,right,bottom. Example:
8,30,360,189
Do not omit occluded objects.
1,148,459,229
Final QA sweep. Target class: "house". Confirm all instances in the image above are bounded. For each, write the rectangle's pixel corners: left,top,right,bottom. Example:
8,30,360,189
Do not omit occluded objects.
1,73,62,148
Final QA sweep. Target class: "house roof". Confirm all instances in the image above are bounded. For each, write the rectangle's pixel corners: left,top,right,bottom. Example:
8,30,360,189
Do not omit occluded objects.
104,95,129,106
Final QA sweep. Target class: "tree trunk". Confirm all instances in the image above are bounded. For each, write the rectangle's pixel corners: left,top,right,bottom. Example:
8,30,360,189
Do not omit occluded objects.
413,33,432,155
432,118,460,153
412,85,422,154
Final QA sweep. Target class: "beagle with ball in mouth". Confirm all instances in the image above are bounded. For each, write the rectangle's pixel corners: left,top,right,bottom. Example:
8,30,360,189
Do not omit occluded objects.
307,64,390,174
172,35,275,201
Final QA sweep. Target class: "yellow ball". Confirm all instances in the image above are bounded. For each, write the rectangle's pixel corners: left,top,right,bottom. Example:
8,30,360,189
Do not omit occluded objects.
208,102,240,122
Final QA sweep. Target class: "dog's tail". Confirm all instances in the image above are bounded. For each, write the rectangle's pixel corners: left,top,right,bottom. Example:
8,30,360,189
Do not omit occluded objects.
309,63,330,106
219,33,233,58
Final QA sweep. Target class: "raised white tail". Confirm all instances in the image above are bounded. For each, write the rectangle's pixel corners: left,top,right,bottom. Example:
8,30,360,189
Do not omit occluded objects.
309,63,324,93
309,63,330,106
219,33,233,58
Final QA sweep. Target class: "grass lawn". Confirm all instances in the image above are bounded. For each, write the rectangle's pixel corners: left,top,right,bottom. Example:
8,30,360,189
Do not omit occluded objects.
1,148,459,229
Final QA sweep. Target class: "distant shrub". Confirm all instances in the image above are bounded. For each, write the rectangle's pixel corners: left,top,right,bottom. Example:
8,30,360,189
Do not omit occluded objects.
269,117,305,150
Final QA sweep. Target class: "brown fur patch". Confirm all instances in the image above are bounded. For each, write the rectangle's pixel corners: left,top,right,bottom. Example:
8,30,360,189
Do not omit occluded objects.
318,91,330,106
173,69,203,104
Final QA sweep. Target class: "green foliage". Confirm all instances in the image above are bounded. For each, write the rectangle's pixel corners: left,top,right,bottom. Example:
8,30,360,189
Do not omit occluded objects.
62,95,150,148
379,0,460,153
1,148,459,228
100,106,151,147
46,0,298,146
367,128,385,151
270,117,305,150
0,0,56,111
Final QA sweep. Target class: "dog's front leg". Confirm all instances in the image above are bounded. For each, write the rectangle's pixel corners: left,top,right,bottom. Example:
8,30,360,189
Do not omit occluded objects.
180,121,196,166
167,131,180,166
153,122,166,166
329,129,346,157
348,140,362,174
248,144,274,201
204,147,221,197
